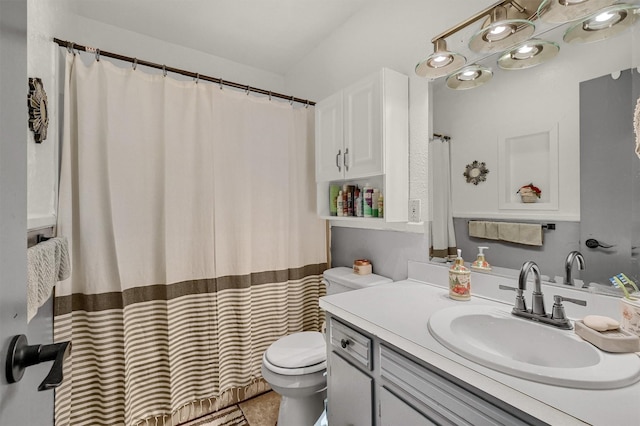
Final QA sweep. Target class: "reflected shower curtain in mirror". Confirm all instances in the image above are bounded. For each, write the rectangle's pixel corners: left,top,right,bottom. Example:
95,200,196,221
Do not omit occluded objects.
54,52,327,426
429,138,457,260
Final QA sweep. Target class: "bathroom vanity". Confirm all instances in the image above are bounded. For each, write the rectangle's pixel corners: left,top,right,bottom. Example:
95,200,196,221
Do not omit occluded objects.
320,261,640,426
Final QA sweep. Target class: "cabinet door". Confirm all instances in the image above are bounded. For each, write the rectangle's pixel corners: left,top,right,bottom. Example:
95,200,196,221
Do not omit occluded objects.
343,72,383,179
328,351,373,426
315,91,344,182
379,387,437,426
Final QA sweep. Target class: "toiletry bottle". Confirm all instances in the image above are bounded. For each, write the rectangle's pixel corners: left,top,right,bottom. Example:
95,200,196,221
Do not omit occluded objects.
355,188,362,217
471,246,491,271
378,194,384,218
329,184,340,216
449,249,471,301
363,184,373,217
336,191,343,217
372,189,380,217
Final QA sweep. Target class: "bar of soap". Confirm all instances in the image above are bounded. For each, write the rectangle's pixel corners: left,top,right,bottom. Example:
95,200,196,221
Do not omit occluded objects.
583,315,620,332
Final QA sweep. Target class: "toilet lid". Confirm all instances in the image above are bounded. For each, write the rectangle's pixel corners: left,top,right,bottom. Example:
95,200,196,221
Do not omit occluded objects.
265,331,326,369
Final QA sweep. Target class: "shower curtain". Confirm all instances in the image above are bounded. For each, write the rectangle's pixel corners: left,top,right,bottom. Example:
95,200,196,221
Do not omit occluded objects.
54,52,327,426
429,138,457,260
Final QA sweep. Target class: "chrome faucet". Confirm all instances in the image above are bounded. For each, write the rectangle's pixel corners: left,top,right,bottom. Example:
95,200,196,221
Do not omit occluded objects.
499,260,587,330
519,261,545,316
564,251,585,286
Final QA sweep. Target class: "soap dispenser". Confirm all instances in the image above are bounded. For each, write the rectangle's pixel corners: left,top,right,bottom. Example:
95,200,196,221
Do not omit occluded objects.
449,249,471,301
471,246,492,271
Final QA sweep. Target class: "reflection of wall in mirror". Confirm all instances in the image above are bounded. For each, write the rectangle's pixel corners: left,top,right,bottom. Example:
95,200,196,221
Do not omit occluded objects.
580,68,640,286
433,29,637,286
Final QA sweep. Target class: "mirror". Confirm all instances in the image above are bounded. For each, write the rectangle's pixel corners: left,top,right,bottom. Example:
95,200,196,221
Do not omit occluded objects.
432,20,639,293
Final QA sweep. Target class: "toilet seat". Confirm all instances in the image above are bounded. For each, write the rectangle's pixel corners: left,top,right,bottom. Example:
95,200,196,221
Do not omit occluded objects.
263,331,326,376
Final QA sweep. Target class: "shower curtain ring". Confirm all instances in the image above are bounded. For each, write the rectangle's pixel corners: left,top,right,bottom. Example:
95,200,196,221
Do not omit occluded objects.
305,100,309,109
67,42,75,55
268,91,272,101
218,78,223,90
95,49,100,62
132,58,137,70
290,95,294,106
162,65,167,77
195,73,199,84
246,86,250,95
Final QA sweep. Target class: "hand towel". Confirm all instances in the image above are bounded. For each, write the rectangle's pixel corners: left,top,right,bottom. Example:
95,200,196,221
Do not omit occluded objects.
498,223,543,246
469,220,499,240
468,221,486,238
485,221,499,239
27,236,70,322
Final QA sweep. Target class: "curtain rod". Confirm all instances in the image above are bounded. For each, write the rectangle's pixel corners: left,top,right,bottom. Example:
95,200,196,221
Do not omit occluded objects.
432,133,451,141
53,38,316,106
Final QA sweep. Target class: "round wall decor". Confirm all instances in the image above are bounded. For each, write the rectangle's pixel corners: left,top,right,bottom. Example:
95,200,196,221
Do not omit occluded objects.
463,161,489,185
28,77,49,143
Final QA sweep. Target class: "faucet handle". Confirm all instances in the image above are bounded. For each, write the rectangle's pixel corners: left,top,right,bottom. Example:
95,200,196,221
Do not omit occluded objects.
499,285,527,312
551,294,587,322
498,284,516,291
553,294,587,307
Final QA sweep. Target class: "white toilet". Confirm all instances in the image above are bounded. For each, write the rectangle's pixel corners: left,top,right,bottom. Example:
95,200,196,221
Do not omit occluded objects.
261,267,392,426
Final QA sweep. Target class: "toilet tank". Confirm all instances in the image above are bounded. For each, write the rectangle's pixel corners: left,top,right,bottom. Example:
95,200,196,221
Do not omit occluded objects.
323,267,392,295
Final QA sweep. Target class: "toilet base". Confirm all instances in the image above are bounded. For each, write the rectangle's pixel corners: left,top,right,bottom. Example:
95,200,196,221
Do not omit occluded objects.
276,388,326,426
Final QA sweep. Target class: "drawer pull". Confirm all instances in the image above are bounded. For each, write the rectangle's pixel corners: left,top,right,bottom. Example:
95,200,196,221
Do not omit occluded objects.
340,338,351,349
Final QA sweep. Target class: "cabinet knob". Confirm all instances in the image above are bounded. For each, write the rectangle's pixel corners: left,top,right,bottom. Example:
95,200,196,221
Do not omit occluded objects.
340,338,351,349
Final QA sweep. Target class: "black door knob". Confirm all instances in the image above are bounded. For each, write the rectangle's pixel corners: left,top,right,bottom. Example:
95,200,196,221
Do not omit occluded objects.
585,238,614,249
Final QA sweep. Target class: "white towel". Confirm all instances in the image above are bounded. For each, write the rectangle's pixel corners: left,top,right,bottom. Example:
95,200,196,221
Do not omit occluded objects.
498,223,543,246
27,236,70,322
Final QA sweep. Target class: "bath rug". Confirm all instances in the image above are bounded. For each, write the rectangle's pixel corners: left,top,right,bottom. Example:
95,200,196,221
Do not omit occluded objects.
180,405,248,426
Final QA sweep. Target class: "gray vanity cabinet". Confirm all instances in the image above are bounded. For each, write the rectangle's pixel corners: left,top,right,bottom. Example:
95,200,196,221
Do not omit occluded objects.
327,317,374,425
326,314,547,426
328,351,373,425
378,387,436,425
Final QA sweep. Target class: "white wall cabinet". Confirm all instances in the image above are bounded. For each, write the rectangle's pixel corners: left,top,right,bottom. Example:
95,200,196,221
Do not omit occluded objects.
315,68,408,222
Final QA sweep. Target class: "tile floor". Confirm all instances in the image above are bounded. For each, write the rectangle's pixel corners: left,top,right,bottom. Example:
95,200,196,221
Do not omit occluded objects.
238,391,280,425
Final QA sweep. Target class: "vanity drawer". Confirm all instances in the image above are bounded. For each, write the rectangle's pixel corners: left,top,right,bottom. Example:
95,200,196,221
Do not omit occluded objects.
329,317,372,370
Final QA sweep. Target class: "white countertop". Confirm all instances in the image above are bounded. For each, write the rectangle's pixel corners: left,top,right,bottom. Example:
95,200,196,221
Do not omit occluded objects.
319,261,640,426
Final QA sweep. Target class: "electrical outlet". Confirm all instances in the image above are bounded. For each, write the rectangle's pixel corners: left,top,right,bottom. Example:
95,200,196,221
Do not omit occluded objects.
409,199,421,223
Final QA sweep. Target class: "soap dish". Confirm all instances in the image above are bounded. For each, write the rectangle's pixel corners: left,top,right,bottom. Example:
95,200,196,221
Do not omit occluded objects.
575,320,640,353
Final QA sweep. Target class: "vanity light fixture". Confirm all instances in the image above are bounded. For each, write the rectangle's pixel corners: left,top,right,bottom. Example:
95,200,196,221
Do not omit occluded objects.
563,3,639,43
415,0,639,89
446,65,493,90
415,39,466,78
498,39,560,69
537,0,617,24
415,0,545,79
468,5,537,53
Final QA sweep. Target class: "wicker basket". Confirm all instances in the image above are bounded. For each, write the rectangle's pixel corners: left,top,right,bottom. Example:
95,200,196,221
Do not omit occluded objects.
520,194,538,203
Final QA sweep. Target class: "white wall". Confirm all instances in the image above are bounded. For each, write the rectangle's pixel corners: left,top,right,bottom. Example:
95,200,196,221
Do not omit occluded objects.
27,0,288,230
433,30,635,222
283,0,498,231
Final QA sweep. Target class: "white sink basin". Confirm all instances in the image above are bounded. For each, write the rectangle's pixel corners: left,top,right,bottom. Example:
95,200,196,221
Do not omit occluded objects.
428,304,640,389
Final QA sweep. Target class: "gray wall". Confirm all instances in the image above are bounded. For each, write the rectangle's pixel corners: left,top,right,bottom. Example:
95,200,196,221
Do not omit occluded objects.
331,221,582,284
580,69,640,285
0,1,54,424
330,227,429,281
453,218,581,281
